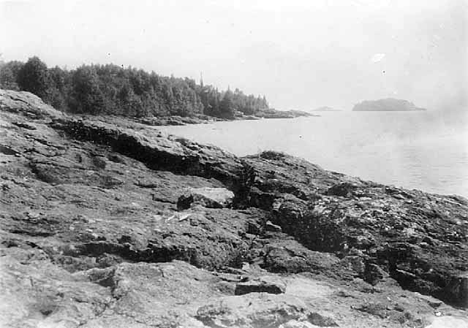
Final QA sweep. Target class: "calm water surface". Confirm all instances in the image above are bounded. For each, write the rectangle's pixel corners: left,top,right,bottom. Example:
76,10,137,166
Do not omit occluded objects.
158,111,468,198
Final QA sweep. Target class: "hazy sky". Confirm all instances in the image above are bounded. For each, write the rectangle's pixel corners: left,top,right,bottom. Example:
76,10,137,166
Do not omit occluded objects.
0,0,466,111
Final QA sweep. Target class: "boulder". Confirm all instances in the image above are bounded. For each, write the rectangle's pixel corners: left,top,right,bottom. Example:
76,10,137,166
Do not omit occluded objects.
194,294,316,328
326,182,358,197
266,220,282,233
235,276,287,295
445,273,468,308
177,187,234,209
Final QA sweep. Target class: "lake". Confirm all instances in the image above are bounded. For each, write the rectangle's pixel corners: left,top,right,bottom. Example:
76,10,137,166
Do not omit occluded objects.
158,111,468,198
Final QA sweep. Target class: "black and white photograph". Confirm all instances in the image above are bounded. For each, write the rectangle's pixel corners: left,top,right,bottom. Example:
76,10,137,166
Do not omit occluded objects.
0,0,467,327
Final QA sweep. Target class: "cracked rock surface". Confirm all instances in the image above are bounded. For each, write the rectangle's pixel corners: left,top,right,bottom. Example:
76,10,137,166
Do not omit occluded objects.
1,89,467,327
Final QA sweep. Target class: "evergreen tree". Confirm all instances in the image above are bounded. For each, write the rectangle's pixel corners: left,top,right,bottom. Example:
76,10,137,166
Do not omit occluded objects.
17,56,52,101
48,66,70,111
70,66,106,114
0,61,23,90
0,55,271,119
206,88,220,117
219,90,236,119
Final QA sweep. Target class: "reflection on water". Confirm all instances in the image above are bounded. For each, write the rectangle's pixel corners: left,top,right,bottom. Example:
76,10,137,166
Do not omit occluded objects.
158,111,468,197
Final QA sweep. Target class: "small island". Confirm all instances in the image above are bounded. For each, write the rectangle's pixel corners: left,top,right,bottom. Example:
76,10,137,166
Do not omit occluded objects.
312,106,341,112
352,98,426,111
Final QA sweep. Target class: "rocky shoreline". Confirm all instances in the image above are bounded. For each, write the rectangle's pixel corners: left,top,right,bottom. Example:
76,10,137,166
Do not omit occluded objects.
65,107,314,130
133,109,315,127
0,89,467,327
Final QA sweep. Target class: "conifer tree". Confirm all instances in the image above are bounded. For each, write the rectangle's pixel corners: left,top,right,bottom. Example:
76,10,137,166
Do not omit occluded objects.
17,56,52,101
219,90,236,119
70,66,106,114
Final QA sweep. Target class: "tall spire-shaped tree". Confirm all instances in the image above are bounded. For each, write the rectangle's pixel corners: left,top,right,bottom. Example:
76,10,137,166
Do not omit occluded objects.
219,89,236,119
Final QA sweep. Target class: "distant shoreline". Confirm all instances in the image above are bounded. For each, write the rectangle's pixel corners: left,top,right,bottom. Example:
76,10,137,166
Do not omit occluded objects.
352,108,426,112
136,110,317,126
352,98,427,112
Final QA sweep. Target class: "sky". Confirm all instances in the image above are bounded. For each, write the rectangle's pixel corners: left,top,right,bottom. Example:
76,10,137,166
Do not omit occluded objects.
0,0,467,111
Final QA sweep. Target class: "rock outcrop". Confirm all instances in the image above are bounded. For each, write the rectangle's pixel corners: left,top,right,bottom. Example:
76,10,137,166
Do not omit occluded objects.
255,108,314,119
177,187,235,209
0,89,467,327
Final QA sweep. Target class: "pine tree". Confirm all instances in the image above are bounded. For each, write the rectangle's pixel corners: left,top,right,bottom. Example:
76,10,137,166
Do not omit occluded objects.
17,56,52,101
1,55,271,119
0,61,23,90
219,90,236,119
70,66,106,114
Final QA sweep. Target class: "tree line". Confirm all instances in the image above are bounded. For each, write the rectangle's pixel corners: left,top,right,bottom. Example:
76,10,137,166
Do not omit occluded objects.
0,56,269,119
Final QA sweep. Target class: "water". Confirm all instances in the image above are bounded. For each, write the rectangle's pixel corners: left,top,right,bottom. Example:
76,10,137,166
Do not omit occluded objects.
158,111,468,198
